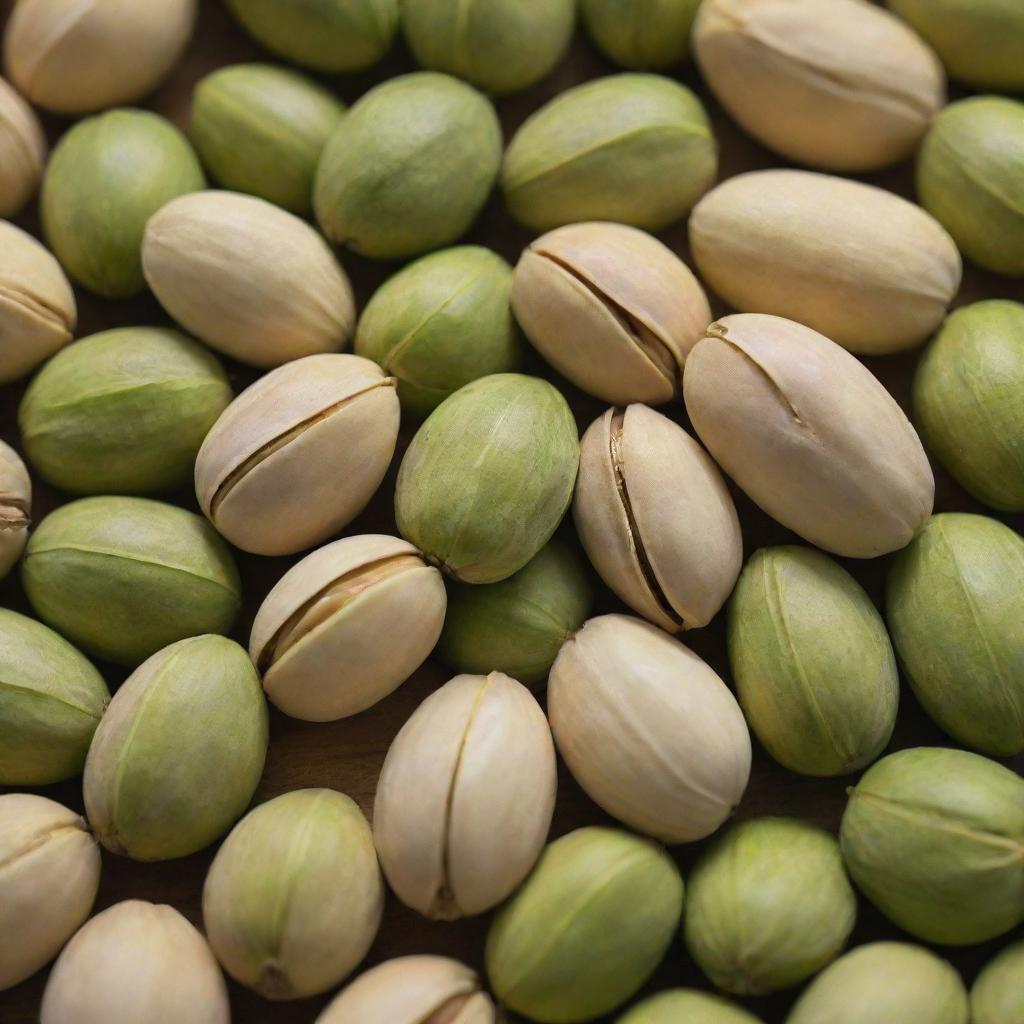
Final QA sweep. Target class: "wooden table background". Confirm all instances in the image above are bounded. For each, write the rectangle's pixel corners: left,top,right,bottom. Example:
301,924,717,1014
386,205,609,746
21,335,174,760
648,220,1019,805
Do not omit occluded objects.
2,1,1024,1021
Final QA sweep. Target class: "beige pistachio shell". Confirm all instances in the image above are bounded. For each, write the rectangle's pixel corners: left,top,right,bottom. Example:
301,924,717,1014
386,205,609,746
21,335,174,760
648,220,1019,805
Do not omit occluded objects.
0,75,45,217
250,533,445,721
0,440,29,579
511,222,711,405
374,672,556,919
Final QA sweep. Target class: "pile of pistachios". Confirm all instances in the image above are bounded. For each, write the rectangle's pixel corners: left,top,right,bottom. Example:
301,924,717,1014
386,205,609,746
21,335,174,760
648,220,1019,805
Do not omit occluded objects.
2,0,1024,1022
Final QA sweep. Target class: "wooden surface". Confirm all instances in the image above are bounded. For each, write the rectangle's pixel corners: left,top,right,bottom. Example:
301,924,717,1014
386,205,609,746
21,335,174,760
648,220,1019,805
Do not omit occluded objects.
3,2,1024,1021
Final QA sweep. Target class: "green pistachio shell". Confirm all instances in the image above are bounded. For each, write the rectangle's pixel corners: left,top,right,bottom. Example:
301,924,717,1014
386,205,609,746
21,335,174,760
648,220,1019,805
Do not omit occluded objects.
395,373,580,584
502,73,717,233
971,940,1024,1024
486,826,684,1024
314,72,501,260
19,326,232,496
618,990,763,1024
40,109,205,298
581,0,701,70
22,496,241,666
840,746,1024,945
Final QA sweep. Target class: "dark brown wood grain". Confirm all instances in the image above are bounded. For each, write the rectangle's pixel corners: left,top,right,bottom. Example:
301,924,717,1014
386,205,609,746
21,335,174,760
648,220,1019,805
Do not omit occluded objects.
2,1,1024,1021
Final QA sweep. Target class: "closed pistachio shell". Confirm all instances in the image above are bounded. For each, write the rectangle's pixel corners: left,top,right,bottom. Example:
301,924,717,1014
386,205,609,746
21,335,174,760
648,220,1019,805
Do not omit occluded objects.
549,614,751,844
971,940,1024,1024
574,405,741,632
0,439,30,579
0,74,45,217
250,534,445,721
689,170,961,355
511,222,711,405
581,0,701,70
618,990,763,1024
0,794,101,991
683,314,935,558
374,672,556,919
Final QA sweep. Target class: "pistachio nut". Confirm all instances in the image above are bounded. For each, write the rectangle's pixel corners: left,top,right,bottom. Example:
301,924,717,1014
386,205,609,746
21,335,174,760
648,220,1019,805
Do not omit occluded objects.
502,73,716,233
40,900,229,1024
688,170,962,355
374,672,556,919
355,246,523,418
549,614,751,843
511,222,712,404
143,190,356,367
486,826,684,1023
0,794,101,991
203,789,383,999
196,354,399,556
249,534,446,721
0,74,45,218
19,326,232,496
574,405,741,632
617,990,763,1024
728,545,899,777
0,439,30,578
580,0,701,70
23,496,241,666
971,940,1024,1024
683,314,935,558
84,635,268,861
395,373,579,583
840,746,1024,945
314,72,501,260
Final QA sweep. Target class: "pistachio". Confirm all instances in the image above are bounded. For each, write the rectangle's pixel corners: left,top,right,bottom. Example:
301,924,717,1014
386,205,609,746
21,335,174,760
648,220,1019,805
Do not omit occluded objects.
683,314,935,557
574,405,741,632
143,190,356,367
840,747,1024,945
688,170,961,355
0,439,30,579
581,0,701,70
395,373,579,584
250,534,446,721
0,794,101,992
511,222,712,404
618,990,763,1024
196,354,399,557
0,74,45,217
374,672,556,919
549,614,750,843
971,940,1024,1024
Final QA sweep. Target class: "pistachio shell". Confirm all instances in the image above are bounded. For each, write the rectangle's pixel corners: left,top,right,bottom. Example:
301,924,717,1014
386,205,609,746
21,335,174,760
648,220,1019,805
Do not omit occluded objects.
840,747,1024,945
374,672,556,919
250,534,445,720
971,940,1024,1024
203,789,383,999
0,794,101,991
196,354,399,556
0,439,30,578
549,614,751,844
683,314,935,558
688,170,961,354
0,74,45,217
580,0,701,70
617,990,763,1024
486,826,684,1023
40,901,229,1024
22,496,241,666
511,222,712,404
574,405,741,632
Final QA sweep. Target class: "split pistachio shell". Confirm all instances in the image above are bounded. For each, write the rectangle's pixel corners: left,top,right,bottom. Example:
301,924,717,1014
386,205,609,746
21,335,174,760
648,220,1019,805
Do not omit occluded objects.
0,74,45,217
688,170,962,355
971,940,1024,1024
196,355,399,556
511,222,711,405
0,794,101,991
203,789,384,999
250,534,446,721
683,314,935,558
574,405,741,632
840,747,1024,945
549,615,751,843
143,190,355,367
0,440,30,579
487,826,684,1023
374,672,556,919
618,990,763,1024
581,0,701,70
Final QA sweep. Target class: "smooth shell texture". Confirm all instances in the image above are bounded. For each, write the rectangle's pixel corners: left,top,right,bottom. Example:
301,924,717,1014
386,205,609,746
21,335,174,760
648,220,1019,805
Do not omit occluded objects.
0,74,45,217
511,222,712,405
549,614,750,844
486,826,684,1024
395,373,579,584
0,438,30,579
683,314,935,558
617,990,763,1024
203,789,384,999
971,940,1024,1024
688,169,962,355
840,747,1024,945
196,354,399,557
143,190,355,367
0,794,101,992
374,672,556,919
314,72,501,260
580,0,702,70
502,73,716,233
250,534,446,721
22,496,241,666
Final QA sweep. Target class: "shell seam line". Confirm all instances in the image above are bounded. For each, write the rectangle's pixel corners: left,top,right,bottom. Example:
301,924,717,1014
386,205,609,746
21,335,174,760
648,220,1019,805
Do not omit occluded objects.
0,285,72,333
0,822,89,873
0,677,102,720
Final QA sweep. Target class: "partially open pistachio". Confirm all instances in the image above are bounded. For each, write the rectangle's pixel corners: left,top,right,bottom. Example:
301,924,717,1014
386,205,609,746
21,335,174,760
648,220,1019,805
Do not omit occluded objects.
0,75,45,218
0,440,29,580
